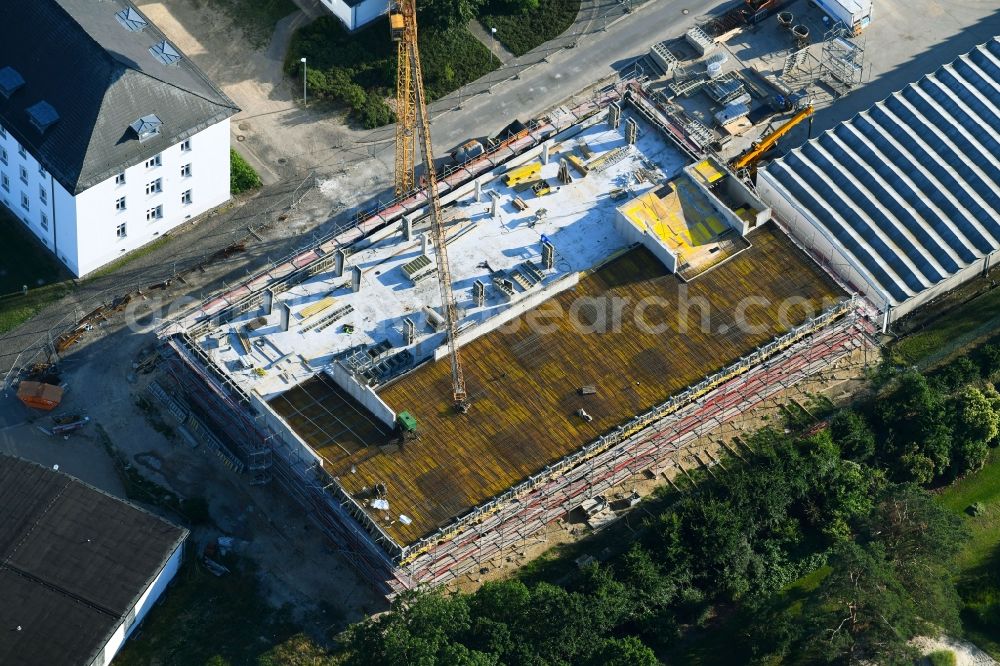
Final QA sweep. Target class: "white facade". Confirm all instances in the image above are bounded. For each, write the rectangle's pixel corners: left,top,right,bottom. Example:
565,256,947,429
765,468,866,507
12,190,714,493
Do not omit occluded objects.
0,118,231,277
320,0,387,31
90,539,186,666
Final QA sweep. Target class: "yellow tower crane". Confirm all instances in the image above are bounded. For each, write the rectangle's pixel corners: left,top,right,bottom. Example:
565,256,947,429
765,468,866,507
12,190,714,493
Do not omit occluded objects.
391,1,468,411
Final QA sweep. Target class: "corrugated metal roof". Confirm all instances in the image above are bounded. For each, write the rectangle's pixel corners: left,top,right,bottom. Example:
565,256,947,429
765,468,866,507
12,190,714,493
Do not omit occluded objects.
760,37,1000,306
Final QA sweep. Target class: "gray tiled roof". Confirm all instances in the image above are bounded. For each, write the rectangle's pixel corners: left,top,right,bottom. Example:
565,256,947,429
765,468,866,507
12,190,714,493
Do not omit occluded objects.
760,37,1000,306
0,0,239,195
0,454,188,666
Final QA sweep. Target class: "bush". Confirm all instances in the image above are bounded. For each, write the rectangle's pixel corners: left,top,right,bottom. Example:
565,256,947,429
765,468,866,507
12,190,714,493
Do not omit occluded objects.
287,16,496,128
478,0,581,56
231,149,262,194
181,496,212,525
928,649,957,666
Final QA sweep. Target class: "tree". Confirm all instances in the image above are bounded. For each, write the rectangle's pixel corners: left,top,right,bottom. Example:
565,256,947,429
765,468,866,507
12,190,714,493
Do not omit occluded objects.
418,0,484,30
230,149,262,194
256,634,337,666
585,637,660,666
876,371,952,482
829,409,876,462
948,385,999,475
799,542,921,666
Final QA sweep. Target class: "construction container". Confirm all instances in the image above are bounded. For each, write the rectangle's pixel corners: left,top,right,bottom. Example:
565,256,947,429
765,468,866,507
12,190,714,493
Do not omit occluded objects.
17,381,64,411
813,0,872,34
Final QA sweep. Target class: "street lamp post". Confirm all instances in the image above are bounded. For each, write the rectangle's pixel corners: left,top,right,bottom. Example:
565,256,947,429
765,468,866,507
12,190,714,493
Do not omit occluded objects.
300,57,308,106
490,27,497,93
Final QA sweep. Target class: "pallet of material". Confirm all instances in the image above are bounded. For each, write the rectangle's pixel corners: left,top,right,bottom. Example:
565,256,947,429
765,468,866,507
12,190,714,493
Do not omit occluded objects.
299,296,337,320
567,154,589,176
512,197,529,211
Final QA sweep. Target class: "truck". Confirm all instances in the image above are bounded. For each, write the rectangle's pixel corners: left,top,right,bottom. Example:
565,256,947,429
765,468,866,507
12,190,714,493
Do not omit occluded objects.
813,0,873,34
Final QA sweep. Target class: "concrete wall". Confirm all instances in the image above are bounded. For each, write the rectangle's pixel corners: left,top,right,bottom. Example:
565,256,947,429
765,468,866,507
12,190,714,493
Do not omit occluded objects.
685,159,770,237
433,273,581,361
249,390,325,468
326,362,397,428
613,212,679,273
96,538,186,666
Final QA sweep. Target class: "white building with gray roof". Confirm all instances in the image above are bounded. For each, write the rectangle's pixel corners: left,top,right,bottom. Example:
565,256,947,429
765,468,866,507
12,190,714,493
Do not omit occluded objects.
0,0,240,276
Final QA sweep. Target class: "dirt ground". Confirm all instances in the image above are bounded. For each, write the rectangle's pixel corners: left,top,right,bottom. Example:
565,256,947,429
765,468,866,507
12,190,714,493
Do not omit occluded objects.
0,326,381,623
912,636,999,666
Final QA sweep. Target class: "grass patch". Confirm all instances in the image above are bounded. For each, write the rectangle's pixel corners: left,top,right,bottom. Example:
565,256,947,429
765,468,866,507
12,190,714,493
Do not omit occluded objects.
928,649,957,666
0,282,72,335
890,286,1000,367
937,447,1000,658
195,0,297,48
114,551,308,666
287,17,499,128
84,235,173,281
478,0,581,56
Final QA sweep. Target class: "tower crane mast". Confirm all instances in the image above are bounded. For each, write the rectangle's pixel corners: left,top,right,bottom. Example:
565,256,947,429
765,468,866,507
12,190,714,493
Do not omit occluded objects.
391,1,468,410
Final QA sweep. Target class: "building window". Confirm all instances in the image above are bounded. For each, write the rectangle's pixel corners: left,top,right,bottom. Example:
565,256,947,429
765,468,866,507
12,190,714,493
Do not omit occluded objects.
0,147,6,165
116,222,127,239
145,178,162,195
0,124,5,139
19,166,27,184
1,173,8,192
181,138,191,152
180,163,191,178
40,212,48,230
181,189,192,205
38,165,46,178
17,143,26,159
145,154,162,168
146,204,162,221
38,185,46,205
116,196,126,211
115,172,126,186
20,192,29,210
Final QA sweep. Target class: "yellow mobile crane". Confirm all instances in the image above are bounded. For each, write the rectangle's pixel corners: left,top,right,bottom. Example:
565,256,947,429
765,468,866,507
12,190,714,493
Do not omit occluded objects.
730,103,814,176
391,2,468,411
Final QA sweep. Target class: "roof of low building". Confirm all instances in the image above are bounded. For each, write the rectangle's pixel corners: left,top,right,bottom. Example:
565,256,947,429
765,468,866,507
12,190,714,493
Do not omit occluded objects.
759,37,1000,307
0,455,188,666
0,0,239,195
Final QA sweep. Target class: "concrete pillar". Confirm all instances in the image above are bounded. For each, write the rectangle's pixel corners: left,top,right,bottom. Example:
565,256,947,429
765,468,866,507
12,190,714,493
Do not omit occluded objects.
541,143,550,165
402,215,413,241
473,280,486,307
278,301,291,332
351,265,362,293
335,249,346,277
404,318,415,345
541,241,555,270
625,117,639,145
262,288,274,316
421,233,430,256
474,180,482,203
558,159,571,184
490,192,500,218
608,102,622,129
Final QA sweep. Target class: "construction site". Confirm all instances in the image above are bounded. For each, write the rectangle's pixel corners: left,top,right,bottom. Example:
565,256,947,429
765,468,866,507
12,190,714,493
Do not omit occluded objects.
132,0,1000,597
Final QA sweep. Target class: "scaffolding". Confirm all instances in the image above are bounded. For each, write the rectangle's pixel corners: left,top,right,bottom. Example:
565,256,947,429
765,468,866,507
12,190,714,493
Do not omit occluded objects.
819,26,866,93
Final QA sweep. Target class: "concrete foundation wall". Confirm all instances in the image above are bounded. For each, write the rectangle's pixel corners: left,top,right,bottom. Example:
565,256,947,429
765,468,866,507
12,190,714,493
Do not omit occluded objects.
613,212,679,273
433,273,581,361
326,362,397,428
685,159,770,237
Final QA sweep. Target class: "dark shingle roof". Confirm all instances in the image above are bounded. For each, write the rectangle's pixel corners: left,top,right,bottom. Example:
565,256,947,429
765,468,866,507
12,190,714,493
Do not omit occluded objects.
0,455,188,666
759,37,1000,307
0,0,239,195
